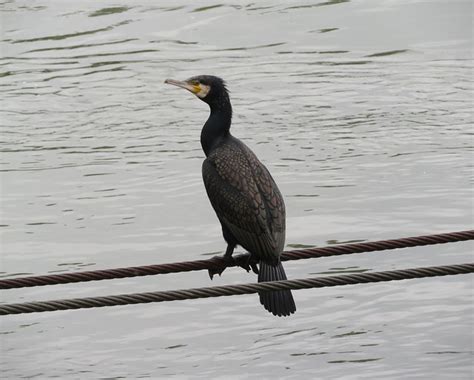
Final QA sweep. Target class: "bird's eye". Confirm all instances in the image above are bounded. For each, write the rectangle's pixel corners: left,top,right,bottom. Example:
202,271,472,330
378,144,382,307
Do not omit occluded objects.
190,80,199,86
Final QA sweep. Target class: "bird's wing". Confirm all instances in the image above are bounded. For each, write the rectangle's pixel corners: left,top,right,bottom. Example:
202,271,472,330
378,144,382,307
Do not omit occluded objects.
202,140,285,261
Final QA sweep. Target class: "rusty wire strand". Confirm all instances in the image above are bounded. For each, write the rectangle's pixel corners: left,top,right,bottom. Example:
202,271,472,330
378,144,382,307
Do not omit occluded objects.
0,263,472,316
1,230,472,290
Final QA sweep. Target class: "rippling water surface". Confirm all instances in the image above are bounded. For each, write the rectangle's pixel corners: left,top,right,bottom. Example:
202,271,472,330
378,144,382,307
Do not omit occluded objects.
1,0,473,378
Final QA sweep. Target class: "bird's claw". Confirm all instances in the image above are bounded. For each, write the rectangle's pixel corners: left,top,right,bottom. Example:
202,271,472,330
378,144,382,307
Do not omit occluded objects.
208,267,224,280
208,255,234,280
234,253,259,275
208,253,259,280
250,260,259,275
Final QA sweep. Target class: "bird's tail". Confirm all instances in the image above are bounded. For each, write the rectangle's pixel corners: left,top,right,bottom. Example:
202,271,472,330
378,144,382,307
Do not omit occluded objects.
258,261,296,317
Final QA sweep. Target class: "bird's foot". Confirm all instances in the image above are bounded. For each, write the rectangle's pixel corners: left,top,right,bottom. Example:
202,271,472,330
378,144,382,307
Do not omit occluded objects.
234,253,259,275
208,255,234,280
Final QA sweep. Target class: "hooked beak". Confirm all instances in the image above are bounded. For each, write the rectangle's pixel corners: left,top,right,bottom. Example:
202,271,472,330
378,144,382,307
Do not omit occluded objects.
164,78,200,94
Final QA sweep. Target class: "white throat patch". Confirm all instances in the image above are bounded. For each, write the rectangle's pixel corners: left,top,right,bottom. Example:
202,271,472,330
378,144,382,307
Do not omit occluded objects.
196,84,210,99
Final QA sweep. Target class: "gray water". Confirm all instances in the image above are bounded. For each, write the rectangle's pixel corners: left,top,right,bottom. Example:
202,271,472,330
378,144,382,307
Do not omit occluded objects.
1,0,473,379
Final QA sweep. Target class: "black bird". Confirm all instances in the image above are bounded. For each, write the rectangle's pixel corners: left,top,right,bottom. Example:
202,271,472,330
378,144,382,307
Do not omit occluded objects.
165,75,296,317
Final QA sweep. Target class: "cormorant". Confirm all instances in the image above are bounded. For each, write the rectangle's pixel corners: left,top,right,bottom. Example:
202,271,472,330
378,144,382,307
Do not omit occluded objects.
165,75,296,317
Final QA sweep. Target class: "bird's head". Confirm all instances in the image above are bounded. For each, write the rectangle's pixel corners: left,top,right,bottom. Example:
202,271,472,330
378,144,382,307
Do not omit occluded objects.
165,75,229,105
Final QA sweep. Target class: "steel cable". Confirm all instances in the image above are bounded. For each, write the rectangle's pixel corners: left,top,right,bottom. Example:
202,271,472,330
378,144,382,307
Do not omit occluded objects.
0,263,472,315
1,230,472,290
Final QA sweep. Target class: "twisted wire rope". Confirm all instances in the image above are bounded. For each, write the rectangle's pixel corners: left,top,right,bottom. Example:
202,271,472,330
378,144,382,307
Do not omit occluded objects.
1,263,472,315
0,230,474,289
1,230,472,290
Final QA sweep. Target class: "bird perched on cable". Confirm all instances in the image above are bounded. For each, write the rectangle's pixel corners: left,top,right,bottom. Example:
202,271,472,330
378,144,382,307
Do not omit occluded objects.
165,75,296,317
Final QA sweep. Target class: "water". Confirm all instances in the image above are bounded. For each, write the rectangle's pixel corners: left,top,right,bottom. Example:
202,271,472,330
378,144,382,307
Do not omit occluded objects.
0,0,473,378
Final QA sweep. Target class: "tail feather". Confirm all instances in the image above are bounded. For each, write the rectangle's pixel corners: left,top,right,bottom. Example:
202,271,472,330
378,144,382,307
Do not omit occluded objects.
258,261,296,317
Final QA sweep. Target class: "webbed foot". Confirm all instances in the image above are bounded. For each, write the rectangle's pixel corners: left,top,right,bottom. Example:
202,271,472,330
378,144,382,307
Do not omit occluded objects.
234,253,259,275
208,255,235,280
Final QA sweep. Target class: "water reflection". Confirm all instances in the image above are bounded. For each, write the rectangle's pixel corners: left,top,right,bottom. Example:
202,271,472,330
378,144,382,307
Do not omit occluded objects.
88,7,131,18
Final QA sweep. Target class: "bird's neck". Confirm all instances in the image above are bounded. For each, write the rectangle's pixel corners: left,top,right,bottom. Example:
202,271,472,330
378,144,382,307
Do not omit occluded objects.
201,97,232,156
